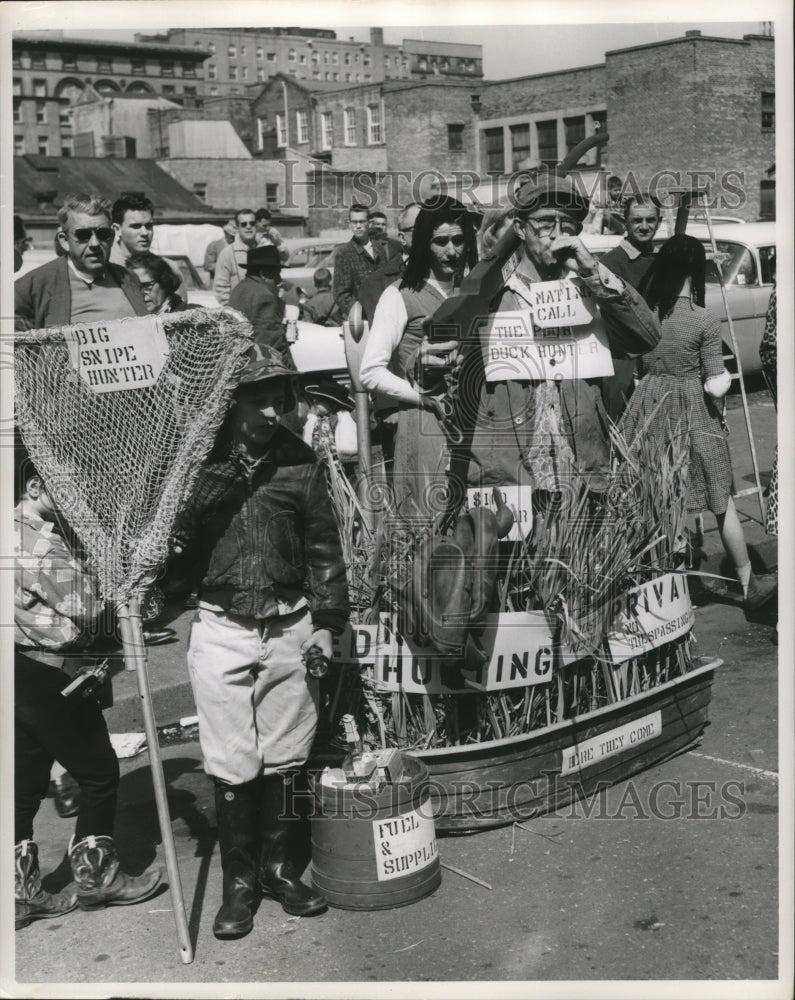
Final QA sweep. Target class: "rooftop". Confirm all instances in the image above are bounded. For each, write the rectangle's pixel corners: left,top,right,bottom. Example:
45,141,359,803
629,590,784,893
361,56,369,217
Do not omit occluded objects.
14,156,221,221
13,32,209,60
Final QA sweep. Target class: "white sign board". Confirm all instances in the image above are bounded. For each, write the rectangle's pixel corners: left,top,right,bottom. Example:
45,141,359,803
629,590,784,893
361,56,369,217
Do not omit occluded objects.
333,575,694,695
373,810,438,881
64,317,169,393
526,277,598,328
466,484,533,540
560,710,662,775
478,307,614,382
606,573,694,661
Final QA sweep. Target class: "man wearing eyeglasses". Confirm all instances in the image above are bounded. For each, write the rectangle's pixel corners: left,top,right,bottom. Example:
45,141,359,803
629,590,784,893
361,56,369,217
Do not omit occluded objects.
214,208,265,306
15,193,147,332
449,174,661,497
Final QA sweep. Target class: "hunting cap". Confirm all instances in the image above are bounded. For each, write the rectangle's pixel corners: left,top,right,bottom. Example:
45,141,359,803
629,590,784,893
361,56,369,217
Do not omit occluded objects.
238,342,295,386
245,244,282,274
514,173,590,222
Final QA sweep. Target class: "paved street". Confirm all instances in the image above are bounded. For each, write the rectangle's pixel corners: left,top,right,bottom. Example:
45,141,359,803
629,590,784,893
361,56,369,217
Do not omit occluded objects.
11,392,786,994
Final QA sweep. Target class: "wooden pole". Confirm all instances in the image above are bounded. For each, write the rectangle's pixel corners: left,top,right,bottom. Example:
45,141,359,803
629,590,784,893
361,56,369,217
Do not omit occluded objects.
117,599,194,965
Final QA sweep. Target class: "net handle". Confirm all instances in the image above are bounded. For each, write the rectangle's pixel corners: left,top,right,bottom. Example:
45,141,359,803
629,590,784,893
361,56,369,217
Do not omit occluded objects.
117,599,194,964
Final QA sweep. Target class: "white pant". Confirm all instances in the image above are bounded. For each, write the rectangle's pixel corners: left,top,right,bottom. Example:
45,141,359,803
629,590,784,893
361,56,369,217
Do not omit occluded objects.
187,606,319,784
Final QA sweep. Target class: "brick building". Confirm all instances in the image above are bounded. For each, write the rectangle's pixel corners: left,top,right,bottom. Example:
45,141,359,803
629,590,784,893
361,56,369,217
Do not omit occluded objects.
134,27,482,97
11,32,209,157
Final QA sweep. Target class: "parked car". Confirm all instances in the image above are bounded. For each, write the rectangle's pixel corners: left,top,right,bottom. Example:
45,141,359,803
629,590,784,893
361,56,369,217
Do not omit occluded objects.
282,238,338,269
585,223,775,377
281,247,338,297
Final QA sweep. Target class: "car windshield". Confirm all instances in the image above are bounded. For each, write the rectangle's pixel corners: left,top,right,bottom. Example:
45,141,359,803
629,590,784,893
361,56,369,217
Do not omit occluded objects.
703,242,757,286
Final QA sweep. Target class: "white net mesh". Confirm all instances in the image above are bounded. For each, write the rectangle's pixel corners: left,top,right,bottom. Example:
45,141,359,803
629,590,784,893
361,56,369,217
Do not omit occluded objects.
15,308,254,606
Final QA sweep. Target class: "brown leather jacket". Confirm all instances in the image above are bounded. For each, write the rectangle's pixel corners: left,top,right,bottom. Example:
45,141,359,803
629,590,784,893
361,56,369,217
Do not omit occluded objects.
172,426,349,631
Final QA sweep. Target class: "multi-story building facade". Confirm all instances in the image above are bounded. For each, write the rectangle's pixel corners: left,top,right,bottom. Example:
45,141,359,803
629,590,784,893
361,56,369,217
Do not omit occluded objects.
134,27,483,97
11,32,209,157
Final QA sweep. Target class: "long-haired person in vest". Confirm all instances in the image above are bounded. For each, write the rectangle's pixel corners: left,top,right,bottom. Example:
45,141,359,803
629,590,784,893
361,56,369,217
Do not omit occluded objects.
360,196,478,518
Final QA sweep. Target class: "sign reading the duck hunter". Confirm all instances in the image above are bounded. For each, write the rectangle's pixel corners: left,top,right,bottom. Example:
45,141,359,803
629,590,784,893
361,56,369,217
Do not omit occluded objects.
333,575,694,694
479,279,614,382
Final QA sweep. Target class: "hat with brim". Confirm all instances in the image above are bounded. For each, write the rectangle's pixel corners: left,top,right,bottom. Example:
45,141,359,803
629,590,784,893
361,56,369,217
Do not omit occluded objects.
238,342,295,386
245,245,282,274
514,173,590,222
304,378,354,411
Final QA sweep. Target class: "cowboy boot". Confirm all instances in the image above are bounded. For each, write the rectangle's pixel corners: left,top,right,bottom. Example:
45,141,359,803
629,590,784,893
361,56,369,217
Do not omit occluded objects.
258,771,326,917
212,778,260,939
68,834,161,910
15,840,78,931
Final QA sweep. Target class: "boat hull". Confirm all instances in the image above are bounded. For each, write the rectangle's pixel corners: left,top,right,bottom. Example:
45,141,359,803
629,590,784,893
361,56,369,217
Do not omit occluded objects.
417,658,718,831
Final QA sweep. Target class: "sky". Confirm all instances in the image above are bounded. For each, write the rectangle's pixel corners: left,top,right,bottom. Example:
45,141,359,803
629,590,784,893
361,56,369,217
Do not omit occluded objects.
43,18,767,81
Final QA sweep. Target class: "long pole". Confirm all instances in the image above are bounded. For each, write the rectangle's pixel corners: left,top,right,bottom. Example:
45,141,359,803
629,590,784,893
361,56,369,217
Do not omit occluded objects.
117,599,193,965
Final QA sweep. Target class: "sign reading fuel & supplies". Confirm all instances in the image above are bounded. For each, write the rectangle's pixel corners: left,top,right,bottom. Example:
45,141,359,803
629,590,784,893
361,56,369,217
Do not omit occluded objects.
373,810,438,881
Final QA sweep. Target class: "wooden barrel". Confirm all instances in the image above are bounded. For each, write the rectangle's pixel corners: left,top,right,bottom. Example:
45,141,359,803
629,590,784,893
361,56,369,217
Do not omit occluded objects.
310,754,441,910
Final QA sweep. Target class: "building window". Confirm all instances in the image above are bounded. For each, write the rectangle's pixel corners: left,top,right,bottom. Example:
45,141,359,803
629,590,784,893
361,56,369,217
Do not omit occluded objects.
15,135,25,155
37,137,49,155
35,101,47,124
344,107,356,145
344,52,351,65
363,54,371,67
510,123,530,168
536,119,557,165
162,85,175,96
241,66,248,79
13,100,23,124
257,115,267,150
267,52,276,62
228,44,236,57
364,74,371,81
333,72,339,81
441,59,449,71
332,51,339,64
208,42,216,54
311,51,320,64
33,79,47,98
447,122,465,152
131,60,146,75
345,73,351,82
588,110,607,164
320,111,334,149
761,92,775,131
208,63,217,79
418,57,428,71
266,183,279,207
312,70,321,80
288,49,296,62
564,115,585,153
483,127,504,173
759,180,775,220
12,50,22,68
61,139,72,157
241,45,246,57
366,104,382,144
323,51,329,64
162,61,174,77
300,53,307,64
229,66,238,80
355,53,360,63
97,57,112,74
13,77,22,96
59,107,72,128
325,72,330,81
276,112,287,147
209,86,219,96
257,67,266,82
182,63,196,78
385,56,391,68
31,51,46,69
296,109,309,143
257,46,263,59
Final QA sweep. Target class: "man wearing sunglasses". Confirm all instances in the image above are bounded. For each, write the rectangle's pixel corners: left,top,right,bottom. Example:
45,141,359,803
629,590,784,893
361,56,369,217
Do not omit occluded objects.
214,208,266,306
15,193,147,332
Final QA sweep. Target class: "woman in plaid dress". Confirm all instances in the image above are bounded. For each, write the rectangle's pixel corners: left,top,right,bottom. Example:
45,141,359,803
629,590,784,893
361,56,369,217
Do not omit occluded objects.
621,235,776,617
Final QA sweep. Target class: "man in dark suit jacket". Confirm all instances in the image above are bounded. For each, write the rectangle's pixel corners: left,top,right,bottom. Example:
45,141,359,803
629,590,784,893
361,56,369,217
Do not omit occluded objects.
332,203,400,320
228,245,291,362
15,193,147,331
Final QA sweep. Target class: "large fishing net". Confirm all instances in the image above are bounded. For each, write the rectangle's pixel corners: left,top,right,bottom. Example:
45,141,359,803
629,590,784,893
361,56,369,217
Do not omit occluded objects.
14,307,254,606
